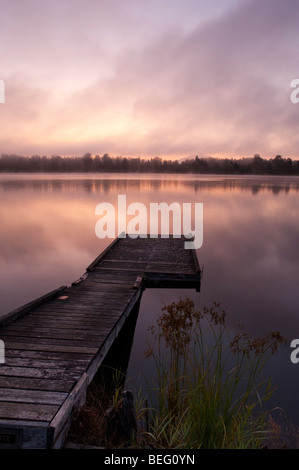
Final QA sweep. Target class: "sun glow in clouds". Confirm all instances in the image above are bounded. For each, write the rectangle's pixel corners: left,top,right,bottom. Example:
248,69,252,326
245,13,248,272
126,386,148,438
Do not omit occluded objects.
1,1,299,157
95,195,203,249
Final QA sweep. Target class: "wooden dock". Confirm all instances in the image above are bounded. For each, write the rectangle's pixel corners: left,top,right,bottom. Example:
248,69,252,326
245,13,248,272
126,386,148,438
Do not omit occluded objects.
0,235,201,449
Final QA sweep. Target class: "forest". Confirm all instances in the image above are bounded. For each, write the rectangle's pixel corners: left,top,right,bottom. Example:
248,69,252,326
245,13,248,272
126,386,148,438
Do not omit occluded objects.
0,153,298,175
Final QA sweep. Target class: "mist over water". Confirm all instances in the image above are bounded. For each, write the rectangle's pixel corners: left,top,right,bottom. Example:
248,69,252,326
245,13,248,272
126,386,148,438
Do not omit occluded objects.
1,173,299,424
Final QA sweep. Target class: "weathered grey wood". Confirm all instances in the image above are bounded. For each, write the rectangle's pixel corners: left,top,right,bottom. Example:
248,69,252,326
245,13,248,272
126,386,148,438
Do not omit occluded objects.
0,365,82,380
49,372,88,449
0,234,201,449
36,307,128,315
1,335,106,348
0,388,68,405
3,357,91,370
70,283,135,292
17,313,124,325
85,289,142,383
0,402,60,421
8,317,121,330
1,327,111,342
1,341,98,355
99,259,194,266
4,349,94,362
0,376,75,392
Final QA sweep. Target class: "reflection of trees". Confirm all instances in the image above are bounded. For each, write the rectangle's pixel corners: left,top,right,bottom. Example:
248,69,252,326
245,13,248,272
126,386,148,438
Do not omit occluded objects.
1,176,299,196
1,153,299,176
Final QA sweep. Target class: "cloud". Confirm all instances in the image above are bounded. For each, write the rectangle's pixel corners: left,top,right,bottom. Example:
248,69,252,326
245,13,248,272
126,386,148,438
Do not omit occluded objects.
1,0,299,158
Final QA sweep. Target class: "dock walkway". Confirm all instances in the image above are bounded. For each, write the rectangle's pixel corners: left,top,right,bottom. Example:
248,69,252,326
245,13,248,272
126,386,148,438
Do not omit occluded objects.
0,235,201,449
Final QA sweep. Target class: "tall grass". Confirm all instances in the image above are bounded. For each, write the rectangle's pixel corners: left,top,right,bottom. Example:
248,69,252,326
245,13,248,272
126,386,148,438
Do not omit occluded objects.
141,298,285,449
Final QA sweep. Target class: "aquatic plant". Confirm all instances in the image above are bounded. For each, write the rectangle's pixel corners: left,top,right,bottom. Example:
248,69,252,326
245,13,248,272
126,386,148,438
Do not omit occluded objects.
142,298,286,449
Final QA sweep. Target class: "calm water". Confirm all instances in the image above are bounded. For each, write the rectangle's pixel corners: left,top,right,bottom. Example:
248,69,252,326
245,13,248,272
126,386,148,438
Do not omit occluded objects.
1,173,299,425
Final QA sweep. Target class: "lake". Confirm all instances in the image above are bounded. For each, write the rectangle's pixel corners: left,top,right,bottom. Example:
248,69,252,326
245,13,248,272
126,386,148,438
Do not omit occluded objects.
1,173,299,427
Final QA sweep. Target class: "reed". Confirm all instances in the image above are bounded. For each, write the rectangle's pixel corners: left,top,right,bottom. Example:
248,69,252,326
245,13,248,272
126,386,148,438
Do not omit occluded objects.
141,298,285,449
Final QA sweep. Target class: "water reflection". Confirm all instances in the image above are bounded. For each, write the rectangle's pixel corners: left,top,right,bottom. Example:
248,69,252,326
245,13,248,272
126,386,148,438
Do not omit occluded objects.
1,173,299,195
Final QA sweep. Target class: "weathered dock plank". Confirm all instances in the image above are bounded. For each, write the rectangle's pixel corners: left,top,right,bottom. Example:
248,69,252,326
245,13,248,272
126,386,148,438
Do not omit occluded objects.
0,376,76,393
2,341,98,355
0,234,201,448
0,402,60,422
0,389,68,405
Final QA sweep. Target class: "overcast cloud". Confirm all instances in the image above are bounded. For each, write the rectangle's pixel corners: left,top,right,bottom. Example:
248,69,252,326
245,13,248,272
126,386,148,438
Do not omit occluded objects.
0,0,298,159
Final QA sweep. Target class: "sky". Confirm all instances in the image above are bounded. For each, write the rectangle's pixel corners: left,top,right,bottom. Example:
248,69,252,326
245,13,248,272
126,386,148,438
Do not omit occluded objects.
0,0,299,160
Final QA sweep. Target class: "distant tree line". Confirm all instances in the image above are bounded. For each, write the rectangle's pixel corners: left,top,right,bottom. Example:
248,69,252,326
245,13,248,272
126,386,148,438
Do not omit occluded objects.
0,153,299,175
